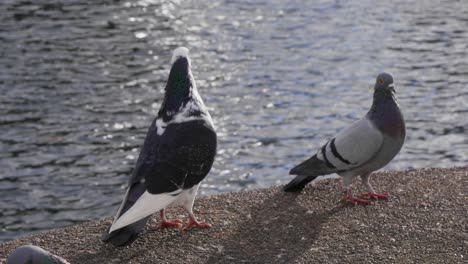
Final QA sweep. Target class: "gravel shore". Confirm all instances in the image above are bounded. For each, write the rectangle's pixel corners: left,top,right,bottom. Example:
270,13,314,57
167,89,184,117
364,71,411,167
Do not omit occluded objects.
1,167,466,263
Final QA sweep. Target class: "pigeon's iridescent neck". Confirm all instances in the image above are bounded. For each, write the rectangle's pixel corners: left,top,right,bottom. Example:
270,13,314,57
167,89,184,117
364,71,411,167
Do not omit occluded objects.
159,59,193,121
368,89,405,139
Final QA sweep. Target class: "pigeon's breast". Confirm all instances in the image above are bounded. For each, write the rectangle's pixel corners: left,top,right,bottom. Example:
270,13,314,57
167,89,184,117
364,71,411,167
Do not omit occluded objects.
370,101,406,140
380,111,405,140
366,99,406,173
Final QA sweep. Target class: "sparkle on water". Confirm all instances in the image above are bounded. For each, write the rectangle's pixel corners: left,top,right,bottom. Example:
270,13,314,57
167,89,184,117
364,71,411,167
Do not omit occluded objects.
0,0,467,242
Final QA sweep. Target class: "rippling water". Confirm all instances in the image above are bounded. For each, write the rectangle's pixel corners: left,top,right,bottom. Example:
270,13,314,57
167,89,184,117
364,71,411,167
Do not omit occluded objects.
0,0,467,242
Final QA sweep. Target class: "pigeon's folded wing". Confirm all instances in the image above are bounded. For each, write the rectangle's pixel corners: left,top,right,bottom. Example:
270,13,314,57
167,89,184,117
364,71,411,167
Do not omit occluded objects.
318,117,384,171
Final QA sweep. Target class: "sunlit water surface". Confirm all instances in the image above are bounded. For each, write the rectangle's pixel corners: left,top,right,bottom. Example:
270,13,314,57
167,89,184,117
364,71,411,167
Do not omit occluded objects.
0,0,467,241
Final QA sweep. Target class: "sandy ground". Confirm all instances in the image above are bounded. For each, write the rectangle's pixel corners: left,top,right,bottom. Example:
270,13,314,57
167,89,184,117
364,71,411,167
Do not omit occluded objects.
0,167,467,263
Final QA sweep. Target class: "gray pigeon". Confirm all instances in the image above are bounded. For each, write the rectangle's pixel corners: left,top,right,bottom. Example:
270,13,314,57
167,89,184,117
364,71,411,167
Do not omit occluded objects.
284,73,405,205
101,47,217,246
7,245,70,264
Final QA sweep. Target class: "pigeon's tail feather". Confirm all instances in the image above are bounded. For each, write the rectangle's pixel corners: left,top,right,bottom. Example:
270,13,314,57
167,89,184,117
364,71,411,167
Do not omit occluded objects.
289,155,332,176
109,191,179,233
101,216,149,247
284,155,333,192
283,175,319,192
102,181,147,247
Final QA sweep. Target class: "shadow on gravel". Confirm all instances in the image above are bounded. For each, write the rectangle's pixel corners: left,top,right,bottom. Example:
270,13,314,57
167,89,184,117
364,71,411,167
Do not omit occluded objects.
67,190,343,263
206,191,343,263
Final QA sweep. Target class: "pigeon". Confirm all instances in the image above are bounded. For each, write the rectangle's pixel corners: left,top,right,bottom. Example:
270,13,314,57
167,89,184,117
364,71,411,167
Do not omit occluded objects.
101,47,217,246
284,73,405,205
7,245,70,264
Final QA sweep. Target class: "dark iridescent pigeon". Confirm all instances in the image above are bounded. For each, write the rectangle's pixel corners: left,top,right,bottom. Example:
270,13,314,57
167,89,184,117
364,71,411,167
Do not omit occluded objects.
7,245,70,264
284,73,405,205
102,47,217,246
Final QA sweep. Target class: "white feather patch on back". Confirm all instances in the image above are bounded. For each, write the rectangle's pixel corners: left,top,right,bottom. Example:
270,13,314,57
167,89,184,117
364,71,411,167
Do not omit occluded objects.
109,190,181,233
325,117,383,170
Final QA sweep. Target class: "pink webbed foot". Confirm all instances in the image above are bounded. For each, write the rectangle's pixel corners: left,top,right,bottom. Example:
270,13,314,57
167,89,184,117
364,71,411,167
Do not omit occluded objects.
183,214,211,230
359,192,389,200
160,219,183,229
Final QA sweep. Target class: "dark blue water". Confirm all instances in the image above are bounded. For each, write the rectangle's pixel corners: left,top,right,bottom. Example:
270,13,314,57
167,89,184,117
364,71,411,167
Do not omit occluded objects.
1,0,467,242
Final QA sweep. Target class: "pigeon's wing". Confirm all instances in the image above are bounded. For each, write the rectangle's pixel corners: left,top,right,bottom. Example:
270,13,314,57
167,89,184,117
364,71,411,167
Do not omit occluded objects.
107,120,216,234
319,117,384,171
102,120,185,245
290,117,383,175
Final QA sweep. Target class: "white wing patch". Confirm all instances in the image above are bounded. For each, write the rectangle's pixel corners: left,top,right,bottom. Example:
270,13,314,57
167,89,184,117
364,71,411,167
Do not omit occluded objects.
321,117,383,170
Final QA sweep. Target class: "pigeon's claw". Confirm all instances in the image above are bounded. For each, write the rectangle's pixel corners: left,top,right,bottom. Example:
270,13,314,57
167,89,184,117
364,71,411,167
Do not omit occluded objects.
183,220,211,230
344,197,372,205
183,214,211,230
343,194,372,205
359,192,389,200
160,219,183,229
342,188,372,205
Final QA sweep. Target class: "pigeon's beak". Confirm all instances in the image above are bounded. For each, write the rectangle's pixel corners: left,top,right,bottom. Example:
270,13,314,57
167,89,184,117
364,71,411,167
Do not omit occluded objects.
388,83,396,93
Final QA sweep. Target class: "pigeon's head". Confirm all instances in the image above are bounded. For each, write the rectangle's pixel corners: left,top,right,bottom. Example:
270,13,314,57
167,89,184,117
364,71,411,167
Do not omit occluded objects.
165,46,192,95
171,46,190,65
374,72,395,93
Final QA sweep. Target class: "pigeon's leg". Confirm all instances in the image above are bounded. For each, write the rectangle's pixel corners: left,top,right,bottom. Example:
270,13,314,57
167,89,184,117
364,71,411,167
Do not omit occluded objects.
159,209,183,228
342,175,371,205
358,173,389,199
181,184,211,230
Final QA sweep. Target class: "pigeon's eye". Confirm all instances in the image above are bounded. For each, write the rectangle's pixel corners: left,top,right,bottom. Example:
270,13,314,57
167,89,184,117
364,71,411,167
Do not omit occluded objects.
378,78,384,85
